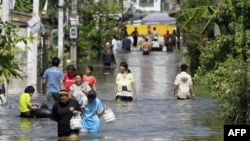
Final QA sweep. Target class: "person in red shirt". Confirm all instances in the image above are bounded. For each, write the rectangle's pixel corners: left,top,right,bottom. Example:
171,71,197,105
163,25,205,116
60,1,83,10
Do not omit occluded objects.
63,65,76,92
82,65,97,91
164,30,172,51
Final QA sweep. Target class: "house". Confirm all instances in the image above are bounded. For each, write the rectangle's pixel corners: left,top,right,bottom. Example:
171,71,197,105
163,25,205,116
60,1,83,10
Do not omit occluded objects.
126,0,161,12
123,0,179,24
123,0,179,13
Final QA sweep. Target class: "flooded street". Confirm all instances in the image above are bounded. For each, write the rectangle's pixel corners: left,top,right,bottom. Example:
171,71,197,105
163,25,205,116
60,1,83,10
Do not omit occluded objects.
0,49,223,141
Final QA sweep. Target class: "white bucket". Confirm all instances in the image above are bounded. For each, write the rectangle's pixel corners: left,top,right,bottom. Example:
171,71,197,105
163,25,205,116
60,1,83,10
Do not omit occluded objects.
103,107,116,123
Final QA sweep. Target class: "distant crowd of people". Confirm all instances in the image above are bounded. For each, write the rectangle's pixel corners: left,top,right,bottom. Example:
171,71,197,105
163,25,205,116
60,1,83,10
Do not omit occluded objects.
122,26,178,54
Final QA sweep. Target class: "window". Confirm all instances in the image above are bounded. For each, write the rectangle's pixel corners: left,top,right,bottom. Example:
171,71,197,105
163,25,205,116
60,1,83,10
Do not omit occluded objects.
139,0,154,7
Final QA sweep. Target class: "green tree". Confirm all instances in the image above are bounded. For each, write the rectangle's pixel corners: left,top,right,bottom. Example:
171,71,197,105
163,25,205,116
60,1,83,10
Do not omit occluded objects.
76,0,122,61
172,0,250,123
14,0,33,13
171,0,216,75
0,20,29,83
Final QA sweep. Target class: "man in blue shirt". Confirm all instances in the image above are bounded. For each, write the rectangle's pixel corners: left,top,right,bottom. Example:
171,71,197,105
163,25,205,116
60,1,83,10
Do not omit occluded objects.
42,57,64,102
122,35,131,51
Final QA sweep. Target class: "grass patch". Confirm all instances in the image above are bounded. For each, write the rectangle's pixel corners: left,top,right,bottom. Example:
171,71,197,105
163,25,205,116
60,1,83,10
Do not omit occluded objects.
194,84,215,98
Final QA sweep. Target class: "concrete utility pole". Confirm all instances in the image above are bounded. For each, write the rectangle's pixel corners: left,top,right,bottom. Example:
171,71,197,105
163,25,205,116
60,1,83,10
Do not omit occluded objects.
70,0,77,66
27,0,39,92
97,0,102,59
1,0,10,96
58,0,64,69
2,0,10,22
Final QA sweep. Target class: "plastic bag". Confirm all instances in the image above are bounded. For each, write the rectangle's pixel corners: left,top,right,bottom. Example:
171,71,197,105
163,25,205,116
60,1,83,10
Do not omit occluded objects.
70,114,82,130
103,107,116,123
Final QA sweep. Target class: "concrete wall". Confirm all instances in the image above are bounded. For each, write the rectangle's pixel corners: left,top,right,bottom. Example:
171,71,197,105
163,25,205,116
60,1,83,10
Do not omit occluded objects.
7,28,29,95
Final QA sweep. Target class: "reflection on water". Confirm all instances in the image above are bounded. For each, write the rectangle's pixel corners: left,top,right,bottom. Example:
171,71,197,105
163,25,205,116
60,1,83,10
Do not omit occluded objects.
114,102,136,113
102,66,116,75
19,137,31,141
0,50,223,141
20,118,31,133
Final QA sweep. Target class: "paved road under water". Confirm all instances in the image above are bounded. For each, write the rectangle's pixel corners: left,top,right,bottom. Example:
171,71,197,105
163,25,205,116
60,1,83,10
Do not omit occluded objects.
0,49,223,141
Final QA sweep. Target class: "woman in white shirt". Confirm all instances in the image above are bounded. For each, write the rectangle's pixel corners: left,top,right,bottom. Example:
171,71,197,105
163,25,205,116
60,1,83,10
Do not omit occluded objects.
113,62,137,102
69,73,91,108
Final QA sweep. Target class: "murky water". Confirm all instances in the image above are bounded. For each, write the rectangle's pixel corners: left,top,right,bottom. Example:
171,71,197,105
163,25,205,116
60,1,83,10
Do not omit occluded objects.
0,49,223,141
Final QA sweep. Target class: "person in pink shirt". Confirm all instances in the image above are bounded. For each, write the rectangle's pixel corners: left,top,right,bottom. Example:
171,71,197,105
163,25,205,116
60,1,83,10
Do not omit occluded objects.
63,65,76,92
82,65,97,91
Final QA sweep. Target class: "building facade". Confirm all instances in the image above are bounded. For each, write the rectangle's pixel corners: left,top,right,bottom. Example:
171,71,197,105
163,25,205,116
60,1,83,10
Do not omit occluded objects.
123,0,179,13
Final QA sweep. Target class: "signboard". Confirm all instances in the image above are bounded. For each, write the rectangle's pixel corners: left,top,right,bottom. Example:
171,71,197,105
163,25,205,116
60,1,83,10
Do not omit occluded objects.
30,21,44,34
70,15,79,26
27,15,44,33
27,15,40,27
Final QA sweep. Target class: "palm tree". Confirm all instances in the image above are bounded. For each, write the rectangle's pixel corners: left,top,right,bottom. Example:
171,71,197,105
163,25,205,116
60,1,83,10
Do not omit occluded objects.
170,0,237,35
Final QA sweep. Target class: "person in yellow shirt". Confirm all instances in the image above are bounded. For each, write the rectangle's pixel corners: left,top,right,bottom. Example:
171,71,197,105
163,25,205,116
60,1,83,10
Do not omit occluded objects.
113,62,137,102
19,86,39,118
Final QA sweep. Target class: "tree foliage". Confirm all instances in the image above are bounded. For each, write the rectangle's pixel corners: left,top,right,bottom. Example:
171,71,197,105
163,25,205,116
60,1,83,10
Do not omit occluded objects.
195,31,250,123
76,0,122,60
14,0,33,13
0,20,29,84
173,0,250,123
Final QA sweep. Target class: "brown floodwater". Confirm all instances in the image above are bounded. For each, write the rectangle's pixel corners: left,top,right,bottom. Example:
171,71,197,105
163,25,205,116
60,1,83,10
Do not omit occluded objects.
0,49,223,141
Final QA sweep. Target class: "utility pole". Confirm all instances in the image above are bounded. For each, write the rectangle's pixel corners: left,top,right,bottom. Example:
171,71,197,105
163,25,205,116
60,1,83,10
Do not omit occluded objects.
121,0,124,39
1,0,10,95
70,0,77,66
129,3,133,24
58,0,64,69
97,0,102,60
2,0,10,22
27,0,39,92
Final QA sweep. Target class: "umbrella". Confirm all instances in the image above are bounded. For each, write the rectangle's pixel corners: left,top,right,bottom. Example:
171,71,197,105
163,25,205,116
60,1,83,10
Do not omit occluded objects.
142,12,176,24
